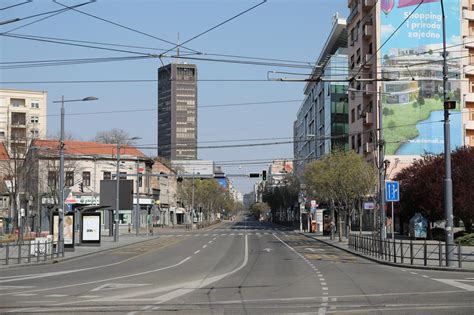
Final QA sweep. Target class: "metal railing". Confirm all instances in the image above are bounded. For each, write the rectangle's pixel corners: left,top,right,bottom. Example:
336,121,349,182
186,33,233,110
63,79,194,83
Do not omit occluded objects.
0,240,65,265
349,234,474,268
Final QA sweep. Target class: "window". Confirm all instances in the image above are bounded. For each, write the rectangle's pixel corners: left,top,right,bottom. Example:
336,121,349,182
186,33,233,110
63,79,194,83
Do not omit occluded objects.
30,116,39,124
0,130,5,138
65,171,74,187
31,101,40,109
351,108,355,123
351,135,356,150
470,109,474,121
119,172,127,180
30,129,39,138
103,171,111,180
357,133,362,149
82,171,91,187
357,104,362,119
11,98,25,107
48,171,57,187
138,175,143,188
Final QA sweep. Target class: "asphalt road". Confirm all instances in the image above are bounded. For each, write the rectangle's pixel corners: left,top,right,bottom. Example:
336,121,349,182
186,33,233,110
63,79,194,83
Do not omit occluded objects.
1,214,474,314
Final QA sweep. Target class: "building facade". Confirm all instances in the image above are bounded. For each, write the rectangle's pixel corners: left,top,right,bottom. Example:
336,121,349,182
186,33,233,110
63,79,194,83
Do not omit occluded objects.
24,140,154,232
158,63,198,160
347,0,378,163
0,89,47,156
462,0,474,147
294,15,349,178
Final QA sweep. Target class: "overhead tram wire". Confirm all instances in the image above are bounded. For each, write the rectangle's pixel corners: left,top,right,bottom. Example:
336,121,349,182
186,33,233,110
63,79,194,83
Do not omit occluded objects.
0,0,32,11
35,99,302,118
159,0,268,57
1,1,94,34
52,0,200,54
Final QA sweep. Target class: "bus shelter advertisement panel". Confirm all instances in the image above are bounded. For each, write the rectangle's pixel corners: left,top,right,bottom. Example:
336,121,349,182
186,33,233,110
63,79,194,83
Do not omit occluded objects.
380,0,461,155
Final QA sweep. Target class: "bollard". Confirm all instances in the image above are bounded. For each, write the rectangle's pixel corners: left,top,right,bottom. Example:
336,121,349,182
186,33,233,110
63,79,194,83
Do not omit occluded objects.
438,241,442,267
18,243,22,264
28,242,31,263
410,240,414,265
400,241,404,264
5,243,9,265
36,241,40,262
393,240,397,263
458,242,462,269
423,240,427,266
51,241,54,260
44,242,48,261
62,240,65,258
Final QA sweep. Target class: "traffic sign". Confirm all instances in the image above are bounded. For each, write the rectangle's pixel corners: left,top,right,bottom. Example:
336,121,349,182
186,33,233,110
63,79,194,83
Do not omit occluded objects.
385,181,399,202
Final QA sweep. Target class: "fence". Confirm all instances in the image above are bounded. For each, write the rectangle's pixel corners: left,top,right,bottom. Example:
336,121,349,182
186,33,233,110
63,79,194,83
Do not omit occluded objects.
348,234,474,268
0,239,65,265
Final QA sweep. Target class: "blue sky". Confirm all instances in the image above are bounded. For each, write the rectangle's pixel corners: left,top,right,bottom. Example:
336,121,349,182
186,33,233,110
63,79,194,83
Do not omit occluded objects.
0,0,348,193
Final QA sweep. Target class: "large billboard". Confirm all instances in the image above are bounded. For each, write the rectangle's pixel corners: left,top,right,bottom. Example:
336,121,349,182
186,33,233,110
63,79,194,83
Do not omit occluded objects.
380,0,462,155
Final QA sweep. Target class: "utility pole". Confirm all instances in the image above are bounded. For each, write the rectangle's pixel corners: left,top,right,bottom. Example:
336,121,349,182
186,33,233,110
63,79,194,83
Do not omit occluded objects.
378,86,386,242
441,0,454,266
135,158,140,236
58,95,65,254
191,171,195,226
114,142,121,242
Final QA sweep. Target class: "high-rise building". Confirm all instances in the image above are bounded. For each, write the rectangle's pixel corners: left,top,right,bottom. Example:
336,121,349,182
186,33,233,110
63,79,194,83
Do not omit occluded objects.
157,63,198,160
293,14,349,178
0,89,48,156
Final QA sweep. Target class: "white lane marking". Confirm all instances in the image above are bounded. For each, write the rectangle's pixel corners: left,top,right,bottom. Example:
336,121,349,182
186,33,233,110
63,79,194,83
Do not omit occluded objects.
230,233,235,236
410,272,418,275
91,283,150,292
0,285,35,290
432,278,474,291
322,287,328,291
318,307,326,315
321,282,327,286
331,298,337,302
95,235,249,304
194,250,200,254
322,297,329,302
202,244,207,249
422,275,430,278
1,256,192,297
208,241,212,244
46,294,68,297
78,295,100,298
14,293,36,296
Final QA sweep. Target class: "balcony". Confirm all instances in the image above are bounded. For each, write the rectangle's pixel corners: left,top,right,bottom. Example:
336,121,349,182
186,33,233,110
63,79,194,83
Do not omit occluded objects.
363,142,374,154
363,24,372,38
363,113,374,125
465,120,474,130
464,36,474,49
465,64,474,75
364,54,373,66
463,9,474,21
466,92,474,103
363,0,375,10
363,83,374,95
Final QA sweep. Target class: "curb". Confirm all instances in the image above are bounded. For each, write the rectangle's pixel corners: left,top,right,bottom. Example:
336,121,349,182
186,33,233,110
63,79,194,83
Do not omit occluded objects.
0,234,162,270
302,233,474,273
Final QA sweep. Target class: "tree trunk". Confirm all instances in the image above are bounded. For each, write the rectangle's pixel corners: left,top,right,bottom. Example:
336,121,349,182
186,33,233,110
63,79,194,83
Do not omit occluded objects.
338,211,343,242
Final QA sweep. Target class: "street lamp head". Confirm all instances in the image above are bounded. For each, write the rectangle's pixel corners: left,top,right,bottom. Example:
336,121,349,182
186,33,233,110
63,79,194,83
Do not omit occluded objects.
81,96,98,101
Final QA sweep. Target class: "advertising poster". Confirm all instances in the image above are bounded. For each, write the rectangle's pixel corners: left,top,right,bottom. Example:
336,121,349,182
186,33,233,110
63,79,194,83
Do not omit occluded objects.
380,0,461,155
81,214,101,243
52,214,75,248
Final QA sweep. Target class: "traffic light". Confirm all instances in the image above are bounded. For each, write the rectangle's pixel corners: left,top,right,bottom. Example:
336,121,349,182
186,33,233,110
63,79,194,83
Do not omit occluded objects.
249,173,260,178
262,170,267,181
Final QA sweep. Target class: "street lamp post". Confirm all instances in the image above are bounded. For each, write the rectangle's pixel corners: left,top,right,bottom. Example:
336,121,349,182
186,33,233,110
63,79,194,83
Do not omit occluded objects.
440,0,454,266
53,96,97,253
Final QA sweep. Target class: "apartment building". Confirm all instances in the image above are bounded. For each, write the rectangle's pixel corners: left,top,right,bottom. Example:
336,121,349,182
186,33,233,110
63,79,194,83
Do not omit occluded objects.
0,89,47,156
347,0,378,163
158,63,198,160
24,140,154,232
294,14,349,177
463,0,474,147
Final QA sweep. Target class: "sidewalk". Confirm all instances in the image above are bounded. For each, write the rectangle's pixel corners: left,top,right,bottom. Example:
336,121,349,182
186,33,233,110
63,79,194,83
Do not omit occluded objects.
302,233,474,272
0,221,223,269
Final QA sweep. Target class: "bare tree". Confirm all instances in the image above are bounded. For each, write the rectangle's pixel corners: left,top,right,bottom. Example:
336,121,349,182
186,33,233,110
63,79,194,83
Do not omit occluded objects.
93,128,135,144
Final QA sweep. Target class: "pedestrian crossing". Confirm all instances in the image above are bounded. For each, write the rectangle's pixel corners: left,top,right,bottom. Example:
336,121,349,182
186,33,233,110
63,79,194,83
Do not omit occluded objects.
158,229,296,237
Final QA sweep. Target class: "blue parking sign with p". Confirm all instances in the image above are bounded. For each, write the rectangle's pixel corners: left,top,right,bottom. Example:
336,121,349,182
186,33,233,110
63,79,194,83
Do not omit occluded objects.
385,181,399,202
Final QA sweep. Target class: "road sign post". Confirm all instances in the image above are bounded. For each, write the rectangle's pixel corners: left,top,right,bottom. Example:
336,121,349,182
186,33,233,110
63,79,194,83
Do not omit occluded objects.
385,181,399,241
